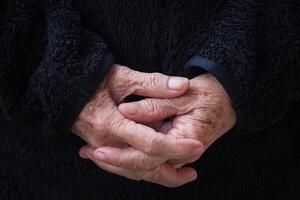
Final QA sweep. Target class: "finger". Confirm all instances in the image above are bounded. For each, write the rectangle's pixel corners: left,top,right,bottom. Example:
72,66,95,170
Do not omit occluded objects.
93,146,201,171
82,146,197,187
166,127,202,167
166,116,207,166
93,160,197,188
79,145,91,159
83,146,197,187
168,155,201,167
149,163,197,188
118,98,185,123
93,146,165,170
126,67,190,98
81,146,133,178
114,119,203,159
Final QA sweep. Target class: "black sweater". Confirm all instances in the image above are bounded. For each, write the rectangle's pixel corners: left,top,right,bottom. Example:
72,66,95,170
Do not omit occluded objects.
0,0,299,199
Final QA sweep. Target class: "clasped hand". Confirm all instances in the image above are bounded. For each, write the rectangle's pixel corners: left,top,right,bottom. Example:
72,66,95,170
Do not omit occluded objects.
72,64,236,187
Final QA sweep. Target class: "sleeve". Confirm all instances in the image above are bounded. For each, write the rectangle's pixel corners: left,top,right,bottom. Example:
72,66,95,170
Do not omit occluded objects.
184,0,300,134
0,0,114,136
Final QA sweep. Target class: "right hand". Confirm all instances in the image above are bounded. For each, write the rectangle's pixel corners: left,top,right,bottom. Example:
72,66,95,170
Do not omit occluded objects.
71,64,203,187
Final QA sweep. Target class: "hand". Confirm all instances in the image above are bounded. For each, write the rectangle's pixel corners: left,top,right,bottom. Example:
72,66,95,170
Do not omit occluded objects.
73,64,203,187
89,73,237,171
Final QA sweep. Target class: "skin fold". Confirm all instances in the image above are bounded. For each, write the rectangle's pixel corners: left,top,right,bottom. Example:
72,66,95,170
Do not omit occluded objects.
72,64,203,187
74,64,236,187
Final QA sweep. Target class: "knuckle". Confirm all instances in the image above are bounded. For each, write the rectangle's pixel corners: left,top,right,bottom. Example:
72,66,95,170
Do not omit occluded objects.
140,167,161,182
106,64,124,82
115,153,126,166
94,118,109,132
142,72,164,91
128,153,149,170
118,153,138,169
95,113,123,139
119,66,132,81
129,155,153,170
112,64,130,76
94,117,114,138
111,65,135,88
144,135,163,156
120,120,137,141
74,120,109,147
143,99,160,116
81,105,115,132
133,159,144,170
145,73,159,89
151,72,163,84
139,156,156,170
170,120,189,139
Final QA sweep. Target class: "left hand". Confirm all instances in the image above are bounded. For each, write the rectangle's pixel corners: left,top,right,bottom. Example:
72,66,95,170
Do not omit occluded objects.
82,73,237,186
77,65,203,187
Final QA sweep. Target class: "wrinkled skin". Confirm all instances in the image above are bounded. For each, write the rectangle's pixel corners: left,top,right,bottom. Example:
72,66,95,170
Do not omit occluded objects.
72,64,204,187
118,73,237,166
80,72,237,186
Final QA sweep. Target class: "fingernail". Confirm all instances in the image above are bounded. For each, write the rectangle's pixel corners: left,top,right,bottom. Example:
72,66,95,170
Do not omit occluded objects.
95,150,107,160
168,77,187,90
120,103,137,115
190,171,198,180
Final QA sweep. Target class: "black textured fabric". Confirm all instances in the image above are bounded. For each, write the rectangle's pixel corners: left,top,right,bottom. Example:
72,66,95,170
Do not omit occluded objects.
185,0,300,134
0,0,299,199
0,0,114,136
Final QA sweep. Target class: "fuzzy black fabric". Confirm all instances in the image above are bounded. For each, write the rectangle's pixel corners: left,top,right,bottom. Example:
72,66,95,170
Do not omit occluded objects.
0,0,299,199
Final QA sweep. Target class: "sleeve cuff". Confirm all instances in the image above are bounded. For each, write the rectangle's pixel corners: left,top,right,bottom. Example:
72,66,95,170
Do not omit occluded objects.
57,52,114,135
183,55,246,133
